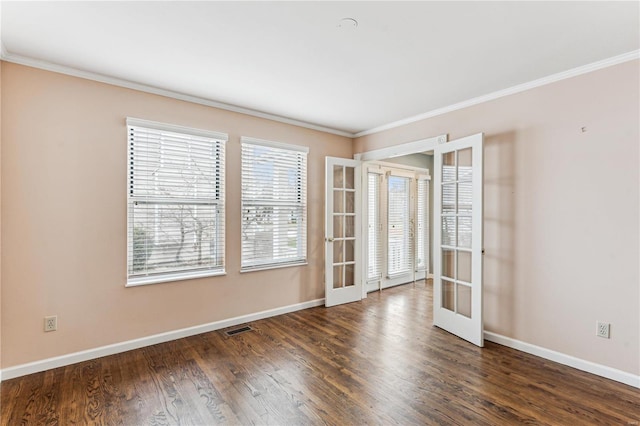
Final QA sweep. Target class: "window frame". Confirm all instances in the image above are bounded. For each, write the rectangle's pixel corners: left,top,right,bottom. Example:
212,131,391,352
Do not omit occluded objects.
240,136,309,272
126,117,227,287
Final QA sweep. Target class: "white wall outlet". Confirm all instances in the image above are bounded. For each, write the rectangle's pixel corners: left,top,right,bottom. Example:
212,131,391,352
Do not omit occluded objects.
44,315,57,332
596,321,610,339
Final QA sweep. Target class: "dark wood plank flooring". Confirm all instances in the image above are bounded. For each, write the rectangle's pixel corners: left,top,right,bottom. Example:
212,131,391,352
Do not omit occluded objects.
1,281,638,425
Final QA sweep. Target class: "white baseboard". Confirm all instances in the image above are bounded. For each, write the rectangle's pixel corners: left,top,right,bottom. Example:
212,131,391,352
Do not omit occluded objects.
1,298,325,381
484,331,640,389
3,302,637,389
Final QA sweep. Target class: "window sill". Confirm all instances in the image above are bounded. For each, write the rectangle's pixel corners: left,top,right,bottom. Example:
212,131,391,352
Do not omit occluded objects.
240,262,308,274
126,269,226,287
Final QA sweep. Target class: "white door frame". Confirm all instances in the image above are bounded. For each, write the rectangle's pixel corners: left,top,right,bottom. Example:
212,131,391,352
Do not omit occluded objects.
355,133,447,299
362,162,431,294
354,134,447,162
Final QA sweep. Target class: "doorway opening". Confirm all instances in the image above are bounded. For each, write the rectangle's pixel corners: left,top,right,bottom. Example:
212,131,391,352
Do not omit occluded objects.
363,158,432,293
326,132,484,346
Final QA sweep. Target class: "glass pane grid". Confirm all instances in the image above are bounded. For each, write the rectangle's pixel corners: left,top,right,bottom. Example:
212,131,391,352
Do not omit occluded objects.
331,164,357,290
440,147,475,317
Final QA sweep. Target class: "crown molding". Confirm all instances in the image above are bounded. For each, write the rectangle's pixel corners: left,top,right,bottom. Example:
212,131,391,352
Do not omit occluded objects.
354,50,640,138
0,51,355,138
2,49,637,140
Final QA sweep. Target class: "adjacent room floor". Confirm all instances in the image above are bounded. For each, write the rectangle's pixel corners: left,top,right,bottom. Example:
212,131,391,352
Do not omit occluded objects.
1,281,638,425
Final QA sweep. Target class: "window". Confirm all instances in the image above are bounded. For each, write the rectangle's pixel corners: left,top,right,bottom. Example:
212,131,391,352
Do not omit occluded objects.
367,172,382,281
127,118,226,286
416,177,430,273
387,175,411,276
241,137,308,271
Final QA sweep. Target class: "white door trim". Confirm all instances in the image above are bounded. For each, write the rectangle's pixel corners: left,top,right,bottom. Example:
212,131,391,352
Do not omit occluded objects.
354,134,447,161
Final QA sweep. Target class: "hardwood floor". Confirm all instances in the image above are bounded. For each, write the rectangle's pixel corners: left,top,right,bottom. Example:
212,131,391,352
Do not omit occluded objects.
1,281,638,425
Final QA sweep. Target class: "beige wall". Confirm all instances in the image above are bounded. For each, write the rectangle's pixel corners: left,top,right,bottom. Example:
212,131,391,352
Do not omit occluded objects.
0,62,352,368
355,60,640,375
2,59,638,378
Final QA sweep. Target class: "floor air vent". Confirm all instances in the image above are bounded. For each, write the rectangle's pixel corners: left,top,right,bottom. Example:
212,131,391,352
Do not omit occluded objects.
223,325,253,336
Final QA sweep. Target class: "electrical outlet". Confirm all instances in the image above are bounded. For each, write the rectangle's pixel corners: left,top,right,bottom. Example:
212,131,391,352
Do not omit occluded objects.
44,315,57,332
596,321,610,339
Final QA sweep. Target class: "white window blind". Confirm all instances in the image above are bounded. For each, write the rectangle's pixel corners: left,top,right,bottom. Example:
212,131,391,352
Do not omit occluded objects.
416,178,430,273
241,137,308,271
387,175,412,276
127,118,226,285
367,172,382,281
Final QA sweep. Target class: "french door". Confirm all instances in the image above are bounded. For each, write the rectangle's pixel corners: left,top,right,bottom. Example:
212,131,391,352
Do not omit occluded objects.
433,133,484,346
325,157,362,307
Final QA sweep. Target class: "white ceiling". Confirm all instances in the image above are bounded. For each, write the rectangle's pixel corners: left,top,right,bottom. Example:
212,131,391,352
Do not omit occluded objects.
1,1,638,136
